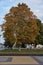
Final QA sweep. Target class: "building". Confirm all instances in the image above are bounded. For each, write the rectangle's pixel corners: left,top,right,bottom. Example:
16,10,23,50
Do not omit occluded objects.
0,43,5,50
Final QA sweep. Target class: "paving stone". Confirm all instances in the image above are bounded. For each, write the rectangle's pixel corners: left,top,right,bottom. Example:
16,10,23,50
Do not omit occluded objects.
0,56,39,64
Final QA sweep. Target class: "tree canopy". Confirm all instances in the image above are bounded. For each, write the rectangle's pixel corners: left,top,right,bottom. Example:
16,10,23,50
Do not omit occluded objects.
2,3,40,47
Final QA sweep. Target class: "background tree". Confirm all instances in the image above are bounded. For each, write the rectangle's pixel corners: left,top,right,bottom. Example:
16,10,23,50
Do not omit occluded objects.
35,22,43,45
2,3,39,48
34,19,43,47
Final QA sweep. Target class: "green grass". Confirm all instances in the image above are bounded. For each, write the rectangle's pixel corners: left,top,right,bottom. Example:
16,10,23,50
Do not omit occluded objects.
0,49,43,54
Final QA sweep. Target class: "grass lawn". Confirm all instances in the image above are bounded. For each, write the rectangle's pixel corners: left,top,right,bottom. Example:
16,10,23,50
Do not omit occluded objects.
0,49,43,54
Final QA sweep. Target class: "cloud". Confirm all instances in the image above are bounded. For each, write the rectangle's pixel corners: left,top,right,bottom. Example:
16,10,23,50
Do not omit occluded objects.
30,0,38,3
9,0,15,2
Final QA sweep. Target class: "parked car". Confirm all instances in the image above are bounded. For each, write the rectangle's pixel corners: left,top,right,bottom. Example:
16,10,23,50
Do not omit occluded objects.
36,44,43,49
26,44,34,49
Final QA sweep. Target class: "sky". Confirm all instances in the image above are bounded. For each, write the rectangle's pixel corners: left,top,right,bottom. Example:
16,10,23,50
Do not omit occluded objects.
0,0,43,43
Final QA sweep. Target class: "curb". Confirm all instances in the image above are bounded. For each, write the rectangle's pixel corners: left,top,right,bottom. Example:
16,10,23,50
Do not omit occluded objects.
0,54,43,56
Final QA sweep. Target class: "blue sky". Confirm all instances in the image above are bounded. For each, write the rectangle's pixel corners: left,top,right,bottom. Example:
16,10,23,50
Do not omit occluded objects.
0,0,43,43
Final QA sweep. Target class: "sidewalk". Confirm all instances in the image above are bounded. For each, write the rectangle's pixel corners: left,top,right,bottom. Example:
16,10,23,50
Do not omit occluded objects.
0,56,39,64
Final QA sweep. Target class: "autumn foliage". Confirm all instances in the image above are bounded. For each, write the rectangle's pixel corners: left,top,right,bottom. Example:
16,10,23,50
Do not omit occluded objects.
2,3,39,47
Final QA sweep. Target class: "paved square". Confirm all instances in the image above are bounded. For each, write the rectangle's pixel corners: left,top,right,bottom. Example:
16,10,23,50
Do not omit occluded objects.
0,56,39,64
